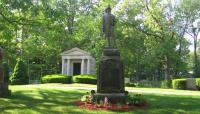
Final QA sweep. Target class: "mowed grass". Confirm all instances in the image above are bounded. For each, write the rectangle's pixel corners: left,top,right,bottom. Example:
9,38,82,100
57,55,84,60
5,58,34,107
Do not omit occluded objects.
0,85,200,114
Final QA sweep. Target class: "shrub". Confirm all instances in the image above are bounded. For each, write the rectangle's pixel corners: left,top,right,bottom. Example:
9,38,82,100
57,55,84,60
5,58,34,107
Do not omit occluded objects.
196,78,200,90
41,74,71,84
125,83,136,87
10,59,29,85
172,79,187,90
125,94,146,106
72,74,96,84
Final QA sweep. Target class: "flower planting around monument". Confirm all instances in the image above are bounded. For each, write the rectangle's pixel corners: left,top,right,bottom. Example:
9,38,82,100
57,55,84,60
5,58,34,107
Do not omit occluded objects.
76,90,149,111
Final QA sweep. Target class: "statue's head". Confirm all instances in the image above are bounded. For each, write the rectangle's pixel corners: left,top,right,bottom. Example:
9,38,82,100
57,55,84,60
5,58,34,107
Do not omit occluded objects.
105,5,111,13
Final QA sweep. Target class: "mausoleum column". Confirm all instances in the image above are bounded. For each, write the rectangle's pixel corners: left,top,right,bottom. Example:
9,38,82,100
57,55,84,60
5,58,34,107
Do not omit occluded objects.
81,58,85,74
62,58,64,74
67,59,70,76
87,59,90,74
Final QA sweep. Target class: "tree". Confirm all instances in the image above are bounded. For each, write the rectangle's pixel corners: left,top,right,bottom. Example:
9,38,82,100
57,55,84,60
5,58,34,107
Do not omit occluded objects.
0,0,196,83
178,0,200,77
10,59,28,85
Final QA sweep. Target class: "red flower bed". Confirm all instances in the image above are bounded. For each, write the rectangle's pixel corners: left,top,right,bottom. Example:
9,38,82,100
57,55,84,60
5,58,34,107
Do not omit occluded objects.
75,101,149,111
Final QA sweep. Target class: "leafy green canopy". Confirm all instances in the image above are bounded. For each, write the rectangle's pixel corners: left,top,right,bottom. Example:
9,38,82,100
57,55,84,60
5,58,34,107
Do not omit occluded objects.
0,0,199,81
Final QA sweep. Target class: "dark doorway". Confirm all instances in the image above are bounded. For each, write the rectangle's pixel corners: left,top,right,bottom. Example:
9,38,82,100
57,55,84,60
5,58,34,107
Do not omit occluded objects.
73,63,81,75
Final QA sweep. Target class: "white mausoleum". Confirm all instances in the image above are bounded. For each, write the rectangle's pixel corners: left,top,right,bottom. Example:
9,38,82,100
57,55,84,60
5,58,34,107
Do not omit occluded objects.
61,48,96,76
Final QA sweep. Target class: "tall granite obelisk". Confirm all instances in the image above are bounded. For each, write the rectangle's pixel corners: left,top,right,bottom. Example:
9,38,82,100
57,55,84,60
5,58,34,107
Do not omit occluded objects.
94,5,127,103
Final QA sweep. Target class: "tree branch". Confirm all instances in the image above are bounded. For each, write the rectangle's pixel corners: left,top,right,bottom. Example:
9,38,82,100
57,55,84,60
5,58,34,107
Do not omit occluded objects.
0,11,43,26
135,26,163,40
144,0,163,31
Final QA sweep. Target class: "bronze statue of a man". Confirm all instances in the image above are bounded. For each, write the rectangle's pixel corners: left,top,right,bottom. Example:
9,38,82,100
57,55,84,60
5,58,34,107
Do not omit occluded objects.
103,5,116,47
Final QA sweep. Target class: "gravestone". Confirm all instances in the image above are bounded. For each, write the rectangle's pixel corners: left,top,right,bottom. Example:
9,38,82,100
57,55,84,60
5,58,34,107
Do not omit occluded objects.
94,6,127,103
0,47,11,97
186,78,197,90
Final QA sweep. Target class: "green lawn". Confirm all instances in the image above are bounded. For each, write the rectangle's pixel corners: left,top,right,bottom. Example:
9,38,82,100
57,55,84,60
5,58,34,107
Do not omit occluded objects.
0,84,200,114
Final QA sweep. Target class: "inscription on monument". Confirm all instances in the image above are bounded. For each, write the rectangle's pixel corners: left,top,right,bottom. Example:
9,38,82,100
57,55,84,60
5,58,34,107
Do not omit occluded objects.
98,58,124,93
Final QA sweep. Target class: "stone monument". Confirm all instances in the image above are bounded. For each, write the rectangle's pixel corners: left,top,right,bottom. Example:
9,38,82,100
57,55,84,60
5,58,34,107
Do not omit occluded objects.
94,5,127,103
0,47,11,97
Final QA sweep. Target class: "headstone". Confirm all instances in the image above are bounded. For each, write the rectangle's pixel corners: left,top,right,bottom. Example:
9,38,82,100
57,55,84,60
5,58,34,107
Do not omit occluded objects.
186,78,197,90
0,47,11,97
125,78,130,83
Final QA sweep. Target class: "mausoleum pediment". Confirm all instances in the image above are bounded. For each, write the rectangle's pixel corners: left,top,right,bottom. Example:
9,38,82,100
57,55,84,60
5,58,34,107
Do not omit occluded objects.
61,47,91,56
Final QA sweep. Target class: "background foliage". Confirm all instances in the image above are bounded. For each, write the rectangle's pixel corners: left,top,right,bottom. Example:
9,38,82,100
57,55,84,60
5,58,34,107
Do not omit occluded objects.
0,0,200,82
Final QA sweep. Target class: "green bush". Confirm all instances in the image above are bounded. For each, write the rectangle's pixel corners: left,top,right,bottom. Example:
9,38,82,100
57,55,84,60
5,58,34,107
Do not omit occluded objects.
125,94,146,106
172,79,187,90
72,74,96,84
41,74,71,84
10,59,29,85
125,83,136,87
196,78,200,90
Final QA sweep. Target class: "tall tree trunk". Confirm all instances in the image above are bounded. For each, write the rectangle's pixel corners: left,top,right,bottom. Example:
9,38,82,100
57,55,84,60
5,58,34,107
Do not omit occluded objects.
164,55,171,81
193,31,198,77
136,53,140,81
175,18,188,77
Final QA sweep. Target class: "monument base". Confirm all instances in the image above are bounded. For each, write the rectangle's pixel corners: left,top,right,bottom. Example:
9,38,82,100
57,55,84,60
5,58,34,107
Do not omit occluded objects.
0,83,11,97
93,93,127,103
96,47,127,103
97,47,125,93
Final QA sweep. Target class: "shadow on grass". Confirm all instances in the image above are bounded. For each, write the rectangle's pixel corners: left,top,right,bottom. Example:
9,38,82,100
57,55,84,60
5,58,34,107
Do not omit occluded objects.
1,88,200,114
0,89,87,114
137,94,200,114
107,93,200,114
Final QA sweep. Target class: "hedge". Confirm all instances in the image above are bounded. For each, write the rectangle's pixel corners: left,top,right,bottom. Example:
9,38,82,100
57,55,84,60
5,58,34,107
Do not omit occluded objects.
196,78,200,90
125,83,136,87
72,74,97,84
41,74,71,84
172,79,187,90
